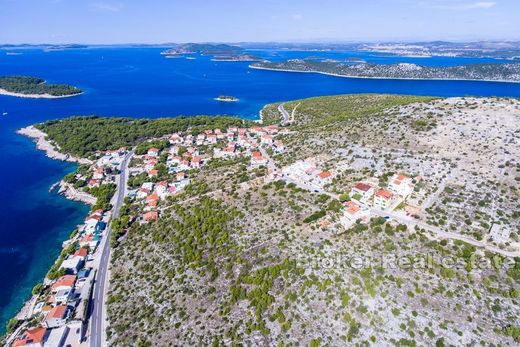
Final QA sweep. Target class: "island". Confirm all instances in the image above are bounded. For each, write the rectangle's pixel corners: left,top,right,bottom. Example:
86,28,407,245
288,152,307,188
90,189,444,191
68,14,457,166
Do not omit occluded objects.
250,59,520,82
0,76,82,98
214,95,239,102
5,94,520,347
161,43,261,62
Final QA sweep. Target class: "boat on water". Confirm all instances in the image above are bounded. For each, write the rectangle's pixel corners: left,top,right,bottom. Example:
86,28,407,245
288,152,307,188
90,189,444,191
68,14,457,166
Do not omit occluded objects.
2,112,7,116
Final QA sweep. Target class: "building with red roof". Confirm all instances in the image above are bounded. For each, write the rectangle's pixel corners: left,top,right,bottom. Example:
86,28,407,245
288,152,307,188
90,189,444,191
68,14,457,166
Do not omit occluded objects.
12,327,47,347
143,211,159,222
52,275,77,292
43,305,68,328
374,189,394,209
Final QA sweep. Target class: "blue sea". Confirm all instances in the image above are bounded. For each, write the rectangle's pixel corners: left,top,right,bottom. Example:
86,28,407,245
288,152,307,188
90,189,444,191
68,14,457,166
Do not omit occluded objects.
1,47,520,333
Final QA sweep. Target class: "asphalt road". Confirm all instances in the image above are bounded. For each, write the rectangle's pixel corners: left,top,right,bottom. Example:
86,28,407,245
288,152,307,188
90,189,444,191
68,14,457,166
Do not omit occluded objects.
278,103,290,124
90,151,132,347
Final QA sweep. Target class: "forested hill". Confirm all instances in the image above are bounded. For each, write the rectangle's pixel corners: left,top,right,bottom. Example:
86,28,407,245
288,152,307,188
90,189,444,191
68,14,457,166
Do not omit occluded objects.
0,76,82,96
36,115,252,157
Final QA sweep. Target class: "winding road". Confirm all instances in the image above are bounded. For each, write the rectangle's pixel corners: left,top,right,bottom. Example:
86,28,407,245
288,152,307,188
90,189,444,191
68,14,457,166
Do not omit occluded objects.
277,102,300,125
89,151,132,347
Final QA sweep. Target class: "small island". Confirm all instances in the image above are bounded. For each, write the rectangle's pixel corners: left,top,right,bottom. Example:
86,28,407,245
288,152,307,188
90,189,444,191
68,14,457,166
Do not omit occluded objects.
162,43,261,62
214,95,239,102
0,76,82,98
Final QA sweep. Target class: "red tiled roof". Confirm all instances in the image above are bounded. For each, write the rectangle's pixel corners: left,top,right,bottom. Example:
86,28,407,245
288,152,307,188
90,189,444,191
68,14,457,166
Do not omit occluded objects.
345,201,361,215
354,182,372,192
147,192,159,199
318,171,332,179
13,327,47,347
74,248,88,258
143,211,158,221
376,189,393,199
47,305,67,319
52,275,76,290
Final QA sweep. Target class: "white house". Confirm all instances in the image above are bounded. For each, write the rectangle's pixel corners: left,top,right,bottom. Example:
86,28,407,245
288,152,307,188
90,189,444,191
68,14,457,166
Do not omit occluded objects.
92,167,104,180
43,305,68,329
44,325,69,347
251,151,268,167
60,257,82,274
147,148,159,157
350,182,375,203
52,275,76,292
340,201,370,228
388,174,414,197
54,288,73,304
374,189,394,210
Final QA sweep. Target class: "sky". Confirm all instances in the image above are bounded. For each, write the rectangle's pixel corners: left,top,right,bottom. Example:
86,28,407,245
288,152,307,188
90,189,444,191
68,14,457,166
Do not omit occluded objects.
0,0,519,44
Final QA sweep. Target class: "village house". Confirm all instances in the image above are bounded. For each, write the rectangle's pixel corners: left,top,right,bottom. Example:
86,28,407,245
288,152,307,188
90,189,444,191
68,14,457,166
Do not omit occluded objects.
73,247,88,261
260,134,274,145
340,201,371,229
143,211,159,222
388,174,414,197
179,160,190,171
273,140,285,153
374,189,394,210
169,133,182,144
136,187,150,200
92,167,104,180
43,305,69,329
145,192,160,208
52,275,76,293
350,182,375,203
54,288,73,304
87,179,100,188
191,156,202,168
12,327,48,347
147,148,160,157
196,134,206,145
251,151,268,167
155,181,168,197
316,171,333,186
79,233,99,250
60,256,83,274
43,325,69,347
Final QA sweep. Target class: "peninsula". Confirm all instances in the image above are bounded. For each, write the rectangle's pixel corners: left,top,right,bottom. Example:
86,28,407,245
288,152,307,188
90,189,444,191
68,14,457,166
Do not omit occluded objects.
0,76,82,98
5,94,519,347
251,59,520,83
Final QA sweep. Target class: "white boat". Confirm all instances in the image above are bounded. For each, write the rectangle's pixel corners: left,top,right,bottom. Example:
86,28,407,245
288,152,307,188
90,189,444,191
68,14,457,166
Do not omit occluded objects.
2,112,7,116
